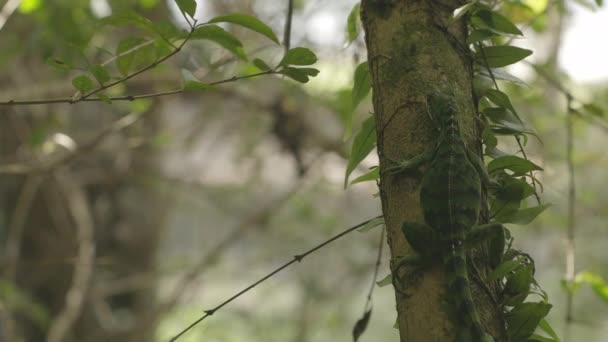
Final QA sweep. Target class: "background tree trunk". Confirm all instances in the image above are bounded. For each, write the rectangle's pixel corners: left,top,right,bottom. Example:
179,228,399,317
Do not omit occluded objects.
360,1,505,340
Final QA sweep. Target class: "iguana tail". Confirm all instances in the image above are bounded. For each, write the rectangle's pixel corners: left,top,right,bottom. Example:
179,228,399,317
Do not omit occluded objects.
444,247,494,342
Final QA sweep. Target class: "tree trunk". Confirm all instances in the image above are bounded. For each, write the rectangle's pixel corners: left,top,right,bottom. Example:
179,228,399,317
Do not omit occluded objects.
360,1,505,341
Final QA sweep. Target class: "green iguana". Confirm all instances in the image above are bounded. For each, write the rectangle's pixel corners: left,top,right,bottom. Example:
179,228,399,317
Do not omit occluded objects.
389,92,504,342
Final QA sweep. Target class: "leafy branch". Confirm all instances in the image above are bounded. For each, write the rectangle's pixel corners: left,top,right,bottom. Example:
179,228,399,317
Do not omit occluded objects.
0,3,320,107
168,215,383,342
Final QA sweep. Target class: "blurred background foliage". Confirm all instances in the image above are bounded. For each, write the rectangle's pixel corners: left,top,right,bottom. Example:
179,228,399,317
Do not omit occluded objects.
0,0,606,341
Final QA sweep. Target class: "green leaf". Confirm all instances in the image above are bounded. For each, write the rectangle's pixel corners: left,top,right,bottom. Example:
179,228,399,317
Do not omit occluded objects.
538,319,560,341
116,37,156,76
376,273,392,287
90,64,110,85
209,13,279,44
490,259,522,280
495,176,535,201
279,47,318,66
472,10,523,36
28,126,47,146
346,3,361,44
352,61,371,111
468,29,497,44
500,204,551,225
478,68,527,85
344,116,376,189
19,0,42,13
488,155,543,175
46,58,72,71
483,89,521,123
529,334,559,342
357,216,384,232
483,107,522,129
279,67,319,83
574,271,608,303
351,167,380,185
476,46,533,68
152,21,183,41
96,93,112,104
506,302,552,342
582,103,604,117
253,58,272,71
505,263,533,296
191,25,246,60
99,11,155,32
71,75,94,93
175,0,196,18
181,69,214,90
344,61,371,141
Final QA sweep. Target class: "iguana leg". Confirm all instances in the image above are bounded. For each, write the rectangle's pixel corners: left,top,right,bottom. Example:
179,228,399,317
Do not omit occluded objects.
465,223,506,269
385,148,435,175
392,222,437,292
465,148,498,189
401,221,438,256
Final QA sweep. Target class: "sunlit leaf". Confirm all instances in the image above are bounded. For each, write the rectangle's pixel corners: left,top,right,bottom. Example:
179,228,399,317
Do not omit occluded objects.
19,0,42,13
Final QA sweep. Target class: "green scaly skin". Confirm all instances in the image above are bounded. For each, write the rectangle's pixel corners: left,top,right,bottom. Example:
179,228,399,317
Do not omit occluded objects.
390,93,503,342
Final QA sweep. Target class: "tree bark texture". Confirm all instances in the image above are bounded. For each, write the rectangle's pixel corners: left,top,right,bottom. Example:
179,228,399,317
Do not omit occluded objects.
360,1,504,341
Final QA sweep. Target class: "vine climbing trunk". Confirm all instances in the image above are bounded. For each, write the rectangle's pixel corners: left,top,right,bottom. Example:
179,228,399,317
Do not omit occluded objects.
360,1,505,341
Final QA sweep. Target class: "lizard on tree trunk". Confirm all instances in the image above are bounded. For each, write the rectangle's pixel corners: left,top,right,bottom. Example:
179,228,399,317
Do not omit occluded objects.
390,92,504,342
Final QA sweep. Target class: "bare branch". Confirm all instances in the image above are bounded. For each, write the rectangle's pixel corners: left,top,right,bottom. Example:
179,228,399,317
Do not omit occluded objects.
45,173,96,342
0,0,21,32
168,214,382,341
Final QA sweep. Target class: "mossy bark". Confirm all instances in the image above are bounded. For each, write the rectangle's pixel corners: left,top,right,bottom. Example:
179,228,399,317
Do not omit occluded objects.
360,1,505,341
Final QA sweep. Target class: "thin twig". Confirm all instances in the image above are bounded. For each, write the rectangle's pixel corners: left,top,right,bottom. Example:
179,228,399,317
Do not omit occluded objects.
284,0,294,53
45,173,96,342
168,215,383,342
564,94,576,338
365,226,385,312
0,70,275,106
526,61,608,132
4,176,43,279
